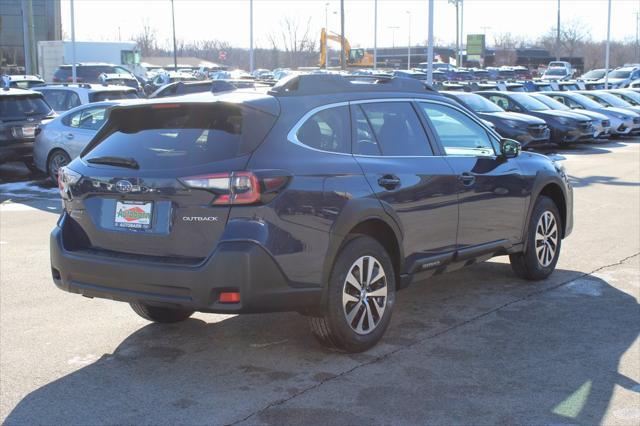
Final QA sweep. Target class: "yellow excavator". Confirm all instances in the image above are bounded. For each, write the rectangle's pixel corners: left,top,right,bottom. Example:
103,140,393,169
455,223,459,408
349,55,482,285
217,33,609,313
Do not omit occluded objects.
319,28,374,68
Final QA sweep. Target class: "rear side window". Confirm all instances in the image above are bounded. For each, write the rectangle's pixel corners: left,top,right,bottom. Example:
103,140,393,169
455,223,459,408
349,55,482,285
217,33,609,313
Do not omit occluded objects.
83,103,276,170
65,106,107,130
89,91,138,102
40,90,80,111
295,106,350,154
358,102,432,156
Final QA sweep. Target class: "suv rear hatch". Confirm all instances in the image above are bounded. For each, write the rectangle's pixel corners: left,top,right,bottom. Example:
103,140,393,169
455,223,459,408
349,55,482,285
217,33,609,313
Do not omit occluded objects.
0,93,53,143
61,97,279,261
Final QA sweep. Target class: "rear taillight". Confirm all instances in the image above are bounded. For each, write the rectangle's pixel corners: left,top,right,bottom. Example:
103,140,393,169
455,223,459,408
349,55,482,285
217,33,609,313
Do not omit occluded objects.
180,171,289,205
57,166,82,200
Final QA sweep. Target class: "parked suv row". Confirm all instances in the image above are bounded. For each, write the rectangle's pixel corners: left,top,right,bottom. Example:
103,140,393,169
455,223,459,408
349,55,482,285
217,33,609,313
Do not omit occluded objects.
52,75,573,352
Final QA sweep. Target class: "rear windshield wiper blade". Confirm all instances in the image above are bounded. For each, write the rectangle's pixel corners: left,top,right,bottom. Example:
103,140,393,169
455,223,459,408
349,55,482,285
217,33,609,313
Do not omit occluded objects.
86,156,140,169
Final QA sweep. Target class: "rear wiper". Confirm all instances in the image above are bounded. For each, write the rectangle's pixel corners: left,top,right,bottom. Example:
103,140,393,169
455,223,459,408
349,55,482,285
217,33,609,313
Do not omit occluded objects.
86,156,139,169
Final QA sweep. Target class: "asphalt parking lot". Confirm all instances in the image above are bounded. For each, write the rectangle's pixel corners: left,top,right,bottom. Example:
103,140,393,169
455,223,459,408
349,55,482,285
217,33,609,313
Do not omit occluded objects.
1,138,638,425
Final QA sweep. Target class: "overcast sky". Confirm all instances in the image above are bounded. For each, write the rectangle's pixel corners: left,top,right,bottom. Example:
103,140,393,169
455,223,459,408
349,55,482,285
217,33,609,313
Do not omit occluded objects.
60,0,638,49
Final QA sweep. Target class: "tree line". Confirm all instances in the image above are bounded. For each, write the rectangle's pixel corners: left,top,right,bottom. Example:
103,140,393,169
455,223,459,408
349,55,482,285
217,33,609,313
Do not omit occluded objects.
135,17,639,70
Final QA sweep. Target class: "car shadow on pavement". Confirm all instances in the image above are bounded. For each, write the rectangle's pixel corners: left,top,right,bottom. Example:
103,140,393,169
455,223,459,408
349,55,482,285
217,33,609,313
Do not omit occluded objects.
568,174,640,188
4,262,639,425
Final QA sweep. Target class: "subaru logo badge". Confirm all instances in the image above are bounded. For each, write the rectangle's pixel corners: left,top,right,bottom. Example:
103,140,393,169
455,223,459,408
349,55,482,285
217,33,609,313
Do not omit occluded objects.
115,180,133,193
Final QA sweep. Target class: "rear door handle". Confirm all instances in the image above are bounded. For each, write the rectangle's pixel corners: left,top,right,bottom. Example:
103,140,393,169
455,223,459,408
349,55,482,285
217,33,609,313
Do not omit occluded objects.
459,172,476,186
65,133,74,140
378,175,401,190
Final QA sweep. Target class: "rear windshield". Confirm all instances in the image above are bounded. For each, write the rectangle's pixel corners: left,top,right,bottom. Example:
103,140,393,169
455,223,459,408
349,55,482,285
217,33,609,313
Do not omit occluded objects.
54,66,131,82
83,103,276,169
10,80,44,89
0,95,52,119
89,91,139,102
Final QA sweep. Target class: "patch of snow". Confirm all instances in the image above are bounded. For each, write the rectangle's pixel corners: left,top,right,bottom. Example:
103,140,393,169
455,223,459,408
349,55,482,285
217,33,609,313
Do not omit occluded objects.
0,180,59,195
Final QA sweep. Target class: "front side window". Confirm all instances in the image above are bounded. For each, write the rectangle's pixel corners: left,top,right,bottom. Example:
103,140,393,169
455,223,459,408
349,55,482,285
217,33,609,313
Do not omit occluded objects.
358,102,433,156
295,106,350,154
488,95,510,111
420,103,496,157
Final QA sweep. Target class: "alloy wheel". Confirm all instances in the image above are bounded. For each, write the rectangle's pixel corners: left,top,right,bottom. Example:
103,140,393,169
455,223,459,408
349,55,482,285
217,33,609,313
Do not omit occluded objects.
342,255,388,335
535,211,558,267
49,153,69,181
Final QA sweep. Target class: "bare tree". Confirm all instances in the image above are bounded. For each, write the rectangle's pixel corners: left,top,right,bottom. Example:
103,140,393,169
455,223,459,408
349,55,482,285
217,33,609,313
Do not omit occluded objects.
135,21,158,56
268,16,317,68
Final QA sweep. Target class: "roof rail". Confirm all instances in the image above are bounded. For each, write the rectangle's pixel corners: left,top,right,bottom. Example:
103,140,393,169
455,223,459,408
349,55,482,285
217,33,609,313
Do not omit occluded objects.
267,74,436,97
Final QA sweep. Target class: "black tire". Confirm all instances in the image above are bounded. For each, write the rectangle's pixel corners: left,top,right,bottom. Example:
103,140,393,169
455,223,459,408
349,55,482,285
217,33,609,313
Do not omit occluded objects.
510,196,562,281
47,150,70,184
309,235,396,353
23,159,41,175
130,301,194,323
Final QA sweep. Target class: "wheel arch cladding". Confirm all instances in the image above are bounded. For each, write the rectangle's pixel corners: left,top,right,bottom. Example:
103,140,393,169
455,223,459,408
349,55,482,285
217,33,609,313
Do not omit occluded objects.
347,219,402,283
321,204,404,306
538,183,567,238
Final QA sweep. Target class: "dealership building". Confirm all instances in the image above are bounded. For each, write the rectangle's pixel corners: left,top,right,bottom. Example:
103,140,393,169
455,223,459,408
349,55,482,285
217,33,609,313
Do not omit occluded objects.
0,0,62,72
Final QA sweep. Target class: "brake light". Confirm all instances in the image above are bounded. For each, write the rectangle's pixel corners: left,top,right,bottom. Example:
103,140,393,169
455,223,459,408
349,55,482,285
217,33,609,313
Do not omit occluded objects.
180,171,261,205
151,104,181,109
219,292,240,303
57,166,82,200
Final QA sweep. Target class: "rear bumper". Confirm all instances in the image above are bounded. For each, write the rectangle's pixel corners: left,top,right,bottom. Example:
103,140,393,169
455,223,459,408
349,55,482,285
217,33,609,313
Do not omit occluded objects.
50,215,321,313
0,141,33,163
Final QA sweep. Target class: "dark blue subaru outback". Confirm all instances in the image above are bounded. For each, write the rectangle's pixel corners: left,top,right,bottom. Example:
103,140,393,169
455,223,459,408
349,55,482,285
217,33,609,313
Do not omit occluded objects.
51,75,573,352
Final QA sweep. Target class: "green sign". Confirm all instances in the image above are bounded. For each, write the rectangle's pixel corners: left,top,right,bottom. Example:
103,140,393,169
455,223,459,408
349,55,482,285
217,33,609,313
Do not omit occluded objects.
467,34,485,56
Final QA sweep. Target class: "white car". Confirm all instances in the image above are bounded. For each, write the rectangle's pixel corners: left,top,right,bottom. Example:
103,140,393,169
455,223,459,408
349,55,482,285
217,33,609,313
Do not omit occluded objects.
599,67,640,89
33,100,135,181
541,67,572,81
33,84,139,112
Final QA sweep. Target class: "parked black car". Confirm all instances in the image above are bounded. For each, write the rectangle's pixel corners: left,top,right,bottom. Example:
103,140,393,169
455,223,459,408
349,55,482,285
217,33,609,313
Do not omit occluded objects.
53,63,136,84
0,88,55,169
51,74,573,352
477,91,594,144
149,80,215,98
443,91,550,147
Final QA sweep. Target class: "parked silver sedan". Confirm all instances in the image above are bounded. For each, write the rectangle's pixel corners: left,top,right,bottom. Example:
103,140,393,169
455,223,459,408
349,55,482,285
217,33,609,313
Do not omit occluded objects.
33,100,131,182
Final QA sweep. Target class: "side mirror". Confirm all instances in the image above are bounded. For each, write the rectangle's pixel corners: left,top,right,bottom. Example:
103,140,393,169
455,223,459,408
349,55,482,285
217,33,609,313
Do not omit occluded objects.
500,138,521,158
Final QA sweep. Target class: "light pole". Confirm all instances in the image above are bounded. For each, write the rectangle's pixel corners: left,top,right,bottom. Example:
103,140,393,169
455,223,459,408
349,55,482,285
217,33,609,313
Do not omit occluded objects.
427,0,434,85
459,0,464,67
373,0,377,70
604,0,611,89
406,11,411,70
556,0,561,61
340,0,345,70
171,0,178,71
388,26,399,49
448,0,459,66
636,12,640,64
70,0,76,83
249,0,254,73
21,0,36,75
325,2,329,70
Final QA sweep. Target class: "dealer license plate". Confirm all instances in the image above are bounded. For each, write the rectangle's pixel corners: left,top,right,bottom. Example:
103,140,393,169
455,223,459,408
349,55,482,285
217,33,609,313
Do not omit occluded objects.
114,201,153,229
